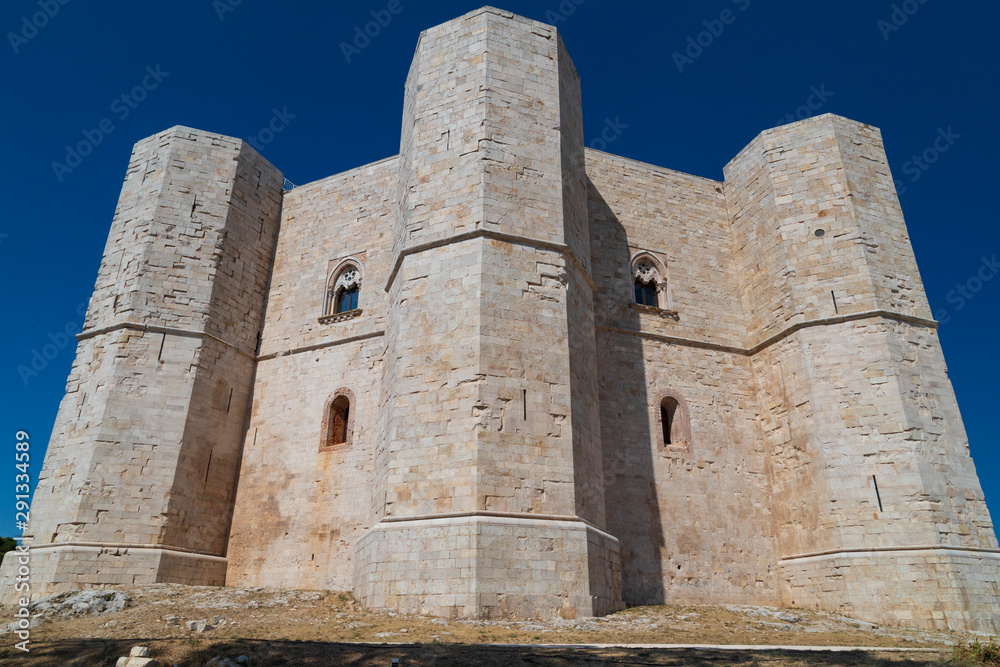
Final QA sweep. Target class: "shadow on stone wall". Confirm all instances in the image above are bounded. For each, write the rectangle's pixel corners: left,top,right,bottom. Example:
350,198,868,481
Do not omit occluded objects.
586,176,666,606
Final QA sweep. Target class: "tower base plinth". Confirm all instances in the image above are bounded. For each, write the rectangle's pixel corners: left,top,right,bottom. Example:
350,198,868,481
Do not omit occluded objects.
353,514,624,619
0,544,227,604
782,547,1000,634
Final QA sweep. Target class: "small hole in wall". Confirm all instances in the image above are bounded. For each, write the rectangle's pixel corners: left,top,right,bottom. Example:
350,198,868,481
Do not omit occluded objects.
815,229,826,237
677,565,681,570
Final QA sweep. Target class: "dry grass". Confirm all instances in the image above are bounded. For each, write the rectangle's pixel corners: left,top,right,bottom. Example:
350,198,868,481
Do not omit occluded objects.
0,584,971,666
953,637,1000,667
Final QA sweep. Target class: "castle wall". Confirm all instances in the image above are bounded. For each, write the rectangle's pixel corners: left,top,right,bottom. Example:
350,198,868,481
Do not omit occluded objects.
596,336,779,606
1,128,283,602
727,114,999,633
357,7,621,619
587,151,746,348
224,337,383,590
586,151,779,606
752,318,1000,633
9,7,997,633
247,157,397,354
225,158,397,590
376,8,600,523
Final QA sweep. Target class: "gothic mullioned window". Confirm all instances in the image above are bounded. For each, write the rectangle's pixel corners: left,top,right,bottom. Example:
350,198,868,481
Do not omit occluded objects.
327,264,361,315
336,284,359,313
634,273,658,307
631,254,666,309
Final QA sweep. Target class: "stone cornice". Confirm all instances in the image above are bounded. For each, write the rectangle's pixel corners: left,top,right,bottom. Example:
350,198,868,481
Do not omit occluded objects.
747,309,937,355
367,510,620,544
597,309,939,357
25,541,228,561
256,329,385,362
780,544,1000,564
318,308,363,325
77,322,257,360
384,227,595,293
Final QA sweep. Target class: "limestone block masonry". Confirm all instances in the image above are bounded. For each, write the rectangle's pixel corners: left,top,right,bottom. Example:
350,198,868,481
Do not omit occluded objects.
2,6,997,631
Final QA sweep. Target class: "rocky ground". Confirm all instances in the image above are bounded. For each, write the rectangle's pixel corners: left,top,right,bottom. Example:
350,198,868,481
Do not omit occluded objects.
0,584,978,666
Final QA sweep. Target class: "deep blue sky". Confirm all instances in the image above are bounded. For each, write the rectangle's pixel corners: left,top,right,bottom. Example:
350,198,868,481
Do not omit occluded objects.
1,2,997,539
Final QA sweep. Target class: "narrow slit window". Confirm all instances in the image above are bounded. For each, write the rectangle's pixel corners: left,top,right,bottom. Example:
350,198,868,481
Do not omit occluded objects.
661,397,678,445
327,395,351,447
320,390,356,451
657,392,690,451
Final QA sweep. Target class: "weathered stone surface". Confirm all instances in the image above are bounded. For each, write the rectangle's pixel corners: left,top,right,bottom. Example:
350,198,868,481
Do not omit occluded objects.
726,115,998,633
1,5,996,634
0,126,282,597
116,656,158,667
186,619,213,632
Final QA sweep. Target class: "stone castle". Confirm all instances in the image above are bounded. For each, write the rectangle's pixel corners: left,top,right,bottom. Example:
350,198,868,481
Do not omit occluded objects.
3,7,998,632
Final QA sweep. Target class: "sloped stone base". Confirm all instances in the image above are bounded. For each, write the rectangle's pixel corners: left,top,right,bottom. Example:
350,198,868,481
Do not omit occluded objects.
353,514,624,619
781,547,1000,634
0,544,227,604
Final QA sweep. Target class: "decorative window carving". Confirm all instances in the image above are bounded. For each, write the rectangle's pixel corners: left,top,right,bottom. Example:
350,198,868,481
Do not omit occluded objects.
634,275,658,307
655,390,691,451
630,253,667,309
321,389,355,450
323,262,363,321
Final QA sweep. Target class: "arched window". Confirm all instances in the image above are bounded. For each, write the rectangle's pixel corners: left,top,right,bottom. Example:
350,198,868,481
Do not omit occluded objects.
656,391,691,451
327,264,362,316
631,254,666,309
321,389,355,450
329,395,350,445
660,397,679,445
